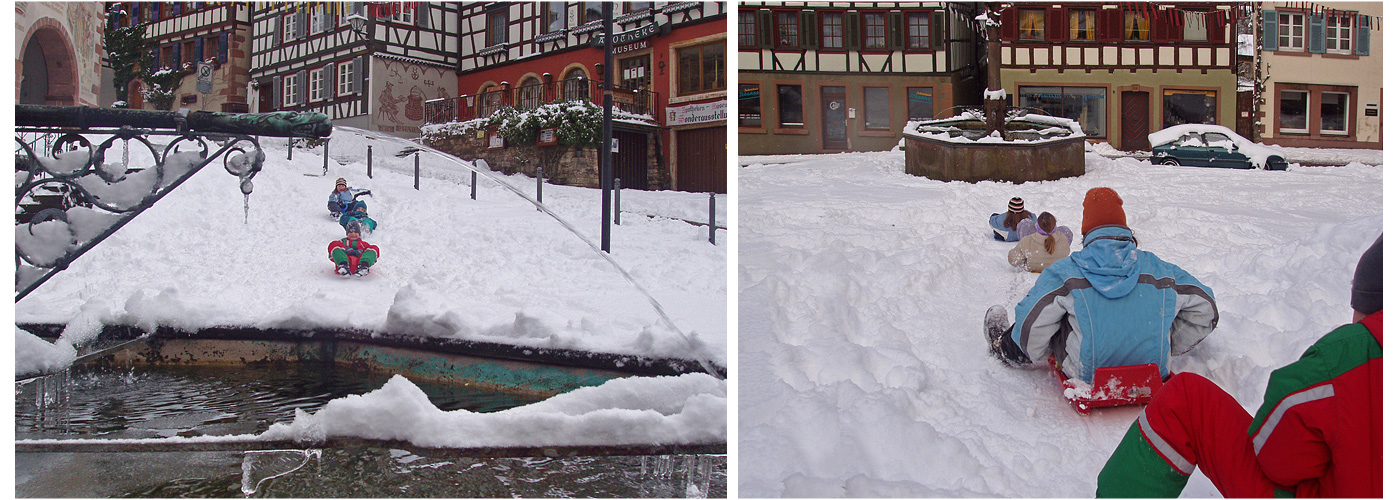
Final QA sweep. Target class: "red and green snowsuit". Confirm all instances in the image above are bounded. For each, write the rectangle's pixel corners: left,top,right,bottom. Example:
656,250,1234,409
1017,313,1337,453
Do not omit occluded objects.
1097,310,1381,497
328,237,380,274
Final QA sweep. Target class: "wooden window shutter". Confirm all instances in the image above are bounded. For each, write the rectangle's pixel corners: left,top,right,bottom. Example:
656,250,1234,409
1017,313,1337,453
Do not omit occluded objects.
932,10,945,50
889,11,904,50
1208,10,1226,43
1260,10,1278,50
758,10,773,49
417,4,429,28
273,75,283,109
296,70,307,106
1151,7,1168,42
1308,14,1325,53
1096,7,1115,42
218,32,229,63
845,11,860,49
352,57,364,94
1046,7,1066,42
298,11,308,39
1357,15,1370,55
272,16,282,46
1001,7,1018,42
800,10,816,49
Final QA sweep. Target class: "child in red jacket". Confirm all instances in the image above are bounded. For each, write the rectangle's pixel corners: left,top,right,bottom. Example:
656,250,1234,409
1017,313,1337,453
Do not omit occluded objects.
328,220,379,276
1097,235,1381,498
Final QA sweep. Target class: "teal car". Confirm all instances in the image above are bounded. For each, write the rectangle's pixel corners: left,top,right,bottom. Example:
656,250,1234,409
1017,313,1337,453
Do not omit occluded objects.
1148,124,1288,170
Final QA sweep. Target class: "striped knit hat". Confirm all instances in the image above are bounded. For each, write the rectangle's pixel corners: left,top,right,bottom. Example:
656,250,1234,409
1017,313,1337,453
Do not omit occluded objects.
1008,197,1025,213
335,178,347,189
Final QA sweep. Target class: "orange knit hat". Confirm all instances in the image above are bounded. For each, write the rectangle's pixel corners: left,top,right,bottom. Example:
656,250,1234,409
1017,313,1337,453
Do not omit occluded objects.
1081,187,1127,235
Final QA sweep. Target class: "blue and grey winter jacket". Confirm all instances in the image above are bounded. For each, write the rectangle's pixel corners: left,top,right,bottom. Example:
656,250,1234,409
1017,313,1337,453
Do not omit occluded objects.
1009,225,1218,382
989,211,1036,242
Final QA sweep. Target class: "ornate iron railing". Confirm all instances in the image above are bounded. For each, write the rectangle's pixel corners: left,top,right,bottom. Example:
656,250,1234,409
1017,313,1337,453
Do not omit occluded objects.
14,105,331,302
424,78,658,125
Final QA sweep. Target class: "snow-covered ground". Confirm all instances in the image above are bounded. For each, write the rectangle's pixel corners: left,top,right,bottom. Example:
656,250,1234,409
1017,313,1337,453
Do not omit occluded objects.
16,126,727,448
737,150,1381,497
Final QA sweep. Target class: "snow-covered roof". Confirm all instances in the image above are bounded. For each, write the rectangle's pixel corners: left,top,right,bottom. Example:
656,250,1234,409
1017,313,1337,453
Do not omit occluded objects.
1148,123,1285,167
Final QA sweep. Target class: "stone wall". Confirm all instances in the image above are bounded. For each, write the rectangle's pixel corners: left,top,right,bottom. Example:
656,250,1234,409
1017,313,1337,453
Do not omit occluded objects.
423,127,604,188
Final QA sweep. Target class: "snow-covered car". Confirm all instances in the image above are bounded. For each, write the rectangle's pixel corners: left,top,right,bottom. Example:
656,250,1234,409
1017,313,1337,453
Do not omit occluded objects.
1148,124,1287,170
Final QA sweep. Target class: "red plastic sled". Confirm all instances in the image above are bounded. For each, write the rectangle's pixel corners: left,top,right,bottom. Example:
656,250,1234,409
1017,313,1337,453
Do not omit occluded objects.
1049,355,1164,414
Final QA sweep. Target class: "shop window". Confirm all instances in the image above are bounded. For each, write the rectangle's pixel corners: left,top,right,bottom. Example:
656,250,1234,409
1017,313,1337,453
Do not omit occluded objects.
775,11,800,49
1069,9,1095,41
545,2,566,32
1019,9,1046,41
1278,90,1308,133
738,11,757,47
778,84,804,127
1326,13,1352,53
1019,86,1107,137
864,12,887,49
908,87,936,121
1124,11,1150,41
619,55,650,92
907,12,930,48
677,40,724,95
1162,89,1218,128
1278,12,1305,50
738,83,762,127
863,87,890,130
487,11,508,46
1320,92,1348,134
821,12,844,49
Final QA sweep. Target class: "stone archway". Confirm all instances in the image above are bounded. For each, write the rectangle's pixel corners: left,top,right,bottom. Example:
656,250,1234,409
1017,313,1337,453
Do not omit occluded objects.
20,22,78,106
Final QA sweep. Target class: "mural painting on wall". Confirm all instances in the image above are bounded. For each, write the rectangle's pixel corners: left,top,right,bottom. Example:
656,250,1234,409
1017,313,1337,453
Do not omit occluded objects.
66,3,103,104
374,58,454,134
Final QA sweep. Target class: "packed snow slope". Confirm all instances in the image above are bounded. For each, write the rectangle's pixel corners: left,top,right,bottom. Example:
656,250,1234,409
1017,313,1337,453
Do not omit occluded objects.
16,127,727,369
737,150,1380,497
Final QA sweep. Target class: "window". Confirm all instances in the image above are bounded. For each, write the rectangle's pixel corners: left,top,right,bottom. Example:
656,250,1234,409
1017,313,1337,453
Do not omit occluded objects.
1162,89,1217,128
620,55,650,91
625,2,652,12
584,2,605,24
863,87,890,130
182,40,195,65
562,68,588,101
1278,12,1305,50
520,77,542,108
309,67,325,102
677,41,724,95
487,11,507,46
863,12,887,49
1019,9,1046,40
1183,11,1208,41
738,83,762,127
481,87,504,117
820,12,844,49
1326,13,1352,53
283,12,299,40
1320,92,1348,134
778,84,804,127
908,87,936,121
338,61,355,96
545,2,566,32
391,5,414,24
1278,90,1309,133
1069,9,1095,41
1018,86,1108,137
1124,10,1150,40
738,11,757,47
309,6,326,33
907,12,930,49
161,46,173,69
340,3,366,25
204,35,218,60
283,73,300,107
775,11,799,49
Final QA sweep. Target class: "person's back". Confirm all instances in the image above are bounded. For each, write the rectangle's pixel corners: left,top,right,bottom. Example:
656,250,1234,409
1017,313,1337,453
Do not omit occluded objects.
1008,212,1073,272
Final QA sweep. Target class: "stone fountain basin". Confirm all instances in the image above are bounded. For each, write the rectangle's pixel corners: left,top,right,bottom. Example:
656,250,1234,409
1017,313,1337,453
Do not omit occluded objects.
904,118,1086,184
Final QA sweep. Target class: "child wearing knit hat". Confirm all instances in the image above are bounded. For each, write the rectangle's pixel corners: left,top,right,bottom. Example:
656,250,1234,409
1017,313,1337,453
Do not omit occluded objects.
988,196,1037,242
985,187,1218,386
327,178,371,217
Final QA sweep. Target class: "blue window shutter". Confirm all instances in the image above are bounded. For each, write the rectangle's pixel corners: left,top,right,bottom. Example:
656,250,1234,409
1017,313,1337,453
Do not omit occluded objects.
173,3,181,16
1308,14,1325,53
218,32,229,63
194,37,204,63
172,43,181,68
132,4,141,24
1260,10,1278,51
1357,15,1370,55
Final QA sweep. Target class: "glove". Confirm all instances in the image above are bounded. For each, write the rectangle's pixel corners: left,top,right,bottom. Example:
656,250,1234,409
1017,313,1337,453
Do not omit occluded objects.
348,249,362,257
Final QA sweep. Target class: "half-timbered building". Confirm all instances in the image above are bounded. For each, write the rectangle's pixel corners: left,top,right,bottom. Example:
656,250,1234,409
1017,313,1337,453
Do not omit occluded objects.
997,2,1240,151
107,2,253,112
249,2,461,137
737,1,980,154
448,2,727,193
1252,2,1380,149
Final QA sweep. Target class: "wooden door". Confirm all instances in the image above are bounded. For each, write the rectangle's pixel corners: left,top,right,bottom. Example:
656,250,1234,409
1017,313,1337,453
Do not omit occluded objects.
611,131,648,190
821,86,847,150
1120,91,1150,151
675,126,726,193
258,84,274,113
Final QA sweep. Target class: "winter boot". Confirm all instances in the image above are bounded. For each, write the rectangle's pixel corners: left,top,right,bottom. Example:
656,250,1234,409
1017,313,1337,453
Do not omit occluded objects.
354,265,371,277
984,305,1010,349
336,263,351,276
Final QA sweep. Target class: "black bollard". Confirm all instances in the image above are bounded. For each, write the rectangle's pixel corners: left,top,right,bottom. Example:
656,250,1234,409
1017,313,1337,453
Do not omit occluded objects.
288,137,293,160
613,178,621,225
322,138,329,175
414,152,420,190
367,145,373,178
709,192,717,245
536,166,543,211
471,170,477,200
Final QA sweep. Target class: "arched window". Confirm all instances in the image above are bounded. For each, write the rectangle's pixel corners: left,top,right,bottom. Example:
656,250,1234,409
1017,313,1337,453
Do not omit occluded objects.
519,76,542,109
562,68,588,102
